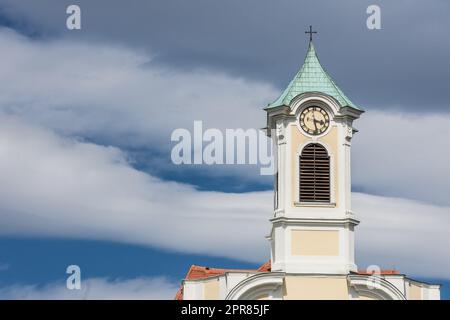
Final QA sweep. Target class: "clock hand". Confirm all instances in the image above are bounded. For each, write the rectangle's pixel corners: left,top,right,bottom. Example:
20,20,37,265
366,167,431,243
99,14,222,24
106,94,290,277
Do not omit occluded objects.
311,112,323,131
313,118,324,126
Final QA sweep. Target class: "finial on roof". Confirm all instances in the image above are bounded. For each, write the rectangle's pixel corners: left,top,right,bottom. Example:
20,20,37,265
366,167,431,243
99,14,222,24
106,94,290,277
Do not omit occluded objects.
305,25,317,42
266,27,362,111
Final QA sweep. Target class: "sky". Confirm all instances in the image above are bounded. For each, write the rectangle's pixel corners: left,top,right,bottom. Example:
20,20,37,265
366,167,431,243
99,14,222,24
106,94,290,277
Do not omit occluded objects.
0,0,449,299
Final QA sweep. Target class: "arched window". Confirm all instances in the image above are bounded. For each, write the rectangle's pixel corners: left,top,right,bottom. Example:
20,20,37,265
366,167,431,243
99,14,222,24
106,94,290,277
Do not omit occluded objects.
299,143,330,203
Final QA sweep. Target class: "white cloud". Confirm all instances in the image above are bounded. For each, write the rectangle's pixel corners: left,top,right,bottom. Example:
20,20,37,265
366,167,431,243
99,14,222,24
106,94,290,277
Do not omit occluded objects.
0,28,449,206
0,116,271,261
0,277,178,300
354,192,450,279
0,117,449,280
0,27,274,147
353,111,450,206
0,27,275,185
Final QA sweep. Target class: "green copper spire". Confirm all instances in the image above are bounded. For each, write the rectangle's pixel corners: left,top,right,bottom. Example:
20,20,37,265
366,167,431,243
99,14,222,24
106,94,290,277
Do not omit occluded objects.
267,41,361,110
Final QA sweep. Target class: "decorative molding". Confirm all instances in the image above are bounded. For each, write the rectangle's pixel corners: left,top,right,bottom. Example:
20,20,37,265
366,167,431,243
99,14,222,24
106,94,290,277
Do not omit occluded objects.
225,273,285,300
294,202,336,208
348,275,406,300
290,92,341,116
270,216,360,227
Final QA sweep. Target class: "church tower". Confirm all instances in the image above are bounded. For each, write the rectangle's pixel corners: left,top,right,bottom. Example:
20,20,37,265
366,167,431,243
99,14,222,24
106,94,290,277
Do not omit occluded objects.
176,29,441,300
265,35,363,275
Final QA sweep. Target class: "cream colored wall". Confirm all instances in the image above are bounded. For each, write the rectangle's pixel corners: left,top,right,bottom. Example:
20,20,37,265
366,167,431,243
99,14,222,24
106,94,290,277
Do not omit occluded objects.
203,278,220,300
357,295,376,300
409,283,422,300
283,276,348,300
290,124,306,206
291,230,339,256
290,124,339,206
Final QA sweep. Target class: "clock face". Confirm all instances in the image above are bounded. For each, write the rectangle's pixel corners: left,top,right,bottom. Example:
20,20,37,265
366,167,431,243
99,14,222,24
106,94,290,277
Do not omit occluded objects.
299,106,330,135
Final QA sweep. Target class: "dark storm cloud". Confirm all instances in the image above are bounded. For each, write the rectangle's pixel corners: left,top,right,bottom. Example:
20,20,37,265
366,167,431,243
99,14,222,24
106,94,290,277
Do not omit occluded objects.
0,0,449,112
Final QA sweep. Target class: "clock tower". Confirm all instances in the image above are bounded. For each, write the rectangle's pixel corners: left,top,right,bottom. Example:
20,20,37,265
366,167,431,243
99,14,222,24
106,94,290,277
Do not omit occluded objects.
265,38,364,275
177,31,441,300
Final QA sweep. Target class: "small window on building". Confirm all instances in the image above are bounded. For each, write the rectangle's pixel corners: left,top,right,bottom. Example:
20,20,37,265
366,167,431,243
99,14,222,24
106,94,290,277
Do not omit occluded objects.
299,143,330,203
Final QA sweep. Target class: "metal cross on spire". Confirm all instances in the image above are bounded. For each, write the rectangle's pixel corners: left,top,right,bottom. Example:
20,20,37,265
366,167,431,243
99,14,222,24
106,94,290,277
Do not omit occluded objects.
305,25,317,42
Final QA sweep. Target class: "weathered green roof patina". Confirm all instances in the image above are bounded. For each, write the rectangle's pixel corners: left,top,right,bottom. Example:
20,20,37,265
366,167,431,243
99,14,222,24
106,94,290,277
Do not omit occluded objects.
267,41,361,110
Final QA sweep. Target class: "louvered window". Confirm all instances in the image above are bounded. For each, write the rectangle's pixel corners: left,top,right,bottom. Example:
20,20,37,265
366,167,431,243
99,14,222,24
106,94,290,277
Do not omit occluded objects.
299,143,330,203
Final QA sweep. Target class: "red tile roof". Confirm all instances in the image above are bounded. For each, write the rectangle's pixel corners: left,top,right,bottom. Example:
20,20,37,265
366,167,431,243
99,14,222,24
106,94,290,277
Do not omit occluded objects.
357,269,399,275
257,260,271,272
175,261,271,300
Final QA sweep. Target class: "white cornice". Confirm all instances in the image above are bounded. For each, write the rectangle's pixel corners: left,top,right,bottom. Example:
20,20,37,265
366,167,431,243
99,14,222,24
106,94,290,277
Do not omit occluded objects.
270,216,360,227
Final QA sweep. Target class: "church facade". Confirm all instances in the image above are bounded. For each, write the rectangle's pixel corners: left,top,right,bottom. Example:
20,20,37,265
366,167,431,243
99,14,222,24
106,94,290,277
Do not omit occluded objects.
175,38,441,300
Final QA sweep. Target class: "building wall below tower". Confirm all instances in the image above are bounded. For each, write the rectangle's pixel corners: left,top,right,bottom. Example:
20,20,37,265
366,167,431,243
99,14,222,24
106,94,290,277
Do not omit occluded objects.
291,230,339,256
283,276,348,300
181,271,440,300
